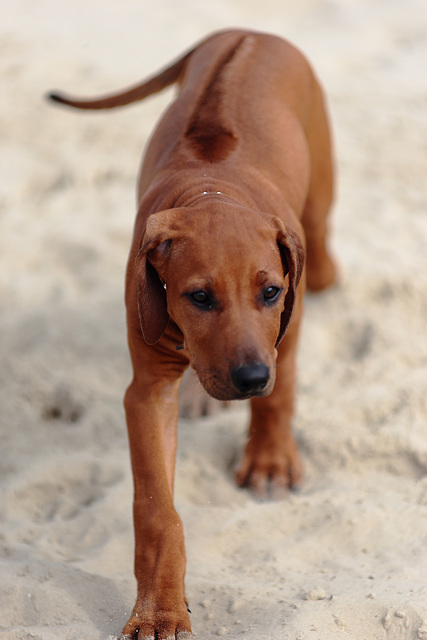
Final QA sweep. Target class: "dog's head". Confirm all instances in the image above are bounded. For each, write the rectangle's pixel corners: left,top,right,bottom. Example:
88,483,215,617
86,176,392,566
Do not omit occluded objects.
135,202,304,400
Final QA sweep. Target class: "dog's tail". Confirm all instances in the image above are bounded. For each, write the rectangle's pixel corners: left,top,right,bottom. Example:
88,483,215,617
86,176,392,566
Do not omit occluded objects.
47,47,195,110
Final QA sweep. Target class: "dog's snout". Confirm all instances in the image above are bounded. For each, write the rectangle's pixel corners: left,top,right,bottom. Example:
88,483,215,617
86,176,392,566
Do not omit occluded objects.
231,363,270,395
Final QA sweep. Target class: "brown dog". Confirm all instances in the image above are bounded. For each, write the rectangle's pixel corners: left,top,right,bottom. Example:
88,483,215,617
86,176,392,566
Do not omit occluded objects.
49,29,336,640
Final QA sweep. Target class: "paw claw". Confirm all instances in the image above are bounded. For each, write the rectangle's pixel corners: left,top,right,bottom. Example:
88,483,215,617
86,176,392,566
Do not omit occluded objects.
121,606,192,640
235,435,302,499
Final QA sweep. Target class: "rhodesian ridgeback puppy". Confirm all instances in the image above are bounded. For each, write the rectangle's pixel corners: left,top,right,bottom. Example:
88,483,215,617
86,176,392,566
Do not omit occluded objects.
49,28,336,640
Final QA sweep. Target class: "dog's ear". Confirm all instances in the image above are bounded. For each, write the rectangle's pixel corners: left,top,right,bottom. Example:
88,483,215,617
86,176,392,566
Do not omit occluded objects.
134,211,178,345
275,225,305,347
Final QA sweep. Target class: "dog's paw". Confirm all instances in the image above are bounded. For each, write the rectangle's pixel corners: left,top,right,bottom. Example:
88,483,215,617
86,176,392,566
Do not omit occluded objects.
121,605,192,640
179,369,230,418
235,435,302,500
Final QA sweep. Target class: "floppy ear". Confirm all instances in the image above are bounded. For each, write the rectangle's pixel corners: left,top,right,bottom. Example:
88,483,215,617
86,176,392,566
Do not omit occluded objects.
276,225,305,347
134,212,177,345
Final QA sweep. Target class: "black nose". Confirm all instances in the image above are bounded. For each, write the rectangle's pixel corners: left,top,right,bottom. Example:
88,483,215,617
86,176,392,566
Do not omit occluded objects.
231,363,270,395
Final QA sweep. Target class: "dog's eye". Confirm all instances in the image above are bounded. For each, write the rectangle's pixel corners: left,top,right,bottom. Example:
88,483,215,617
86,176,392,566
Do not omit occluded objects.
188,290,214,310
263,286,282,304
191,290,208,304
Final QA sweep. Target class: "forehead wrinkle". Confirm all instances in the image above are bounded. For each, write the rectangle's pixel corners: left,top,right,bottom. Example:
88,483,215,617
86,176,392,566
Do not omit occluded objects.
183,275,217,291
167,219,283,292
256,270,269,286
190,242,283,286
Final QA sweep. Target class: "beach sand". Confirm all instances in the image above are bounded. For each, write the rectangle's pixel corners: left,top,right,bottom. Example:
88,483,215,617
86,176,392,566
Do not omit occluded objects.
1,0,426,638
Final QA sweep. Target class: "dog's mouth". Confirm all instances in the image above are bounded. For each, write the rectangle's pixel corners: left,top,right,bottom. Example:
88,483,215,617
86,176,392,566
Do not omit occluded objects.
196,364,274,401
205,385,271,402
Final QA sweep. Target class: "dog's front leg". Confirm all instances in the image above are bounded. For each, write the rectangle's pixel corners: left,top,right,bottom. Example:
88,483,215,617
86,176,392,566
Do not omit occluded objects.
235,305,304,500
122,341,191,640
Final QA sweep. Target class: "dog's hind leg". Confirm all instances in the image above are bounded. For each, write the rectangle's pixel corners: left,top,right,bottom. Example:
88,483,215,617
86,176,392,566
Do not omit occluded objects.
302,79,337,292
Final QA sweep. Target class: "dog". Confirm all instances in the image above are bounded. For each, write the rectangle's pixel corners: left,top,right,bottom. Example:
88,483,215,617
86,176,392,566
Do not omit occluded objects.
49,28,337,640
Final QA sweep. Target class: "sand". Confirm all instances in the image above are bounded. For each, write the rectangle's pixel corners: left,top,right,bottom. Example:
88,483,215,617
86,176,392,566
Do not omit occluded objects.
1,0,426,638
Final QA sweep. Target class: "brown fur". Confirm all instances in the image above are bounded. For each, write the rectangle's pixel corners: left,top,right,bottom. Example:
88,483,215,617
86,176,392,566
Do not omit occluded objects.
49,29,337,639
